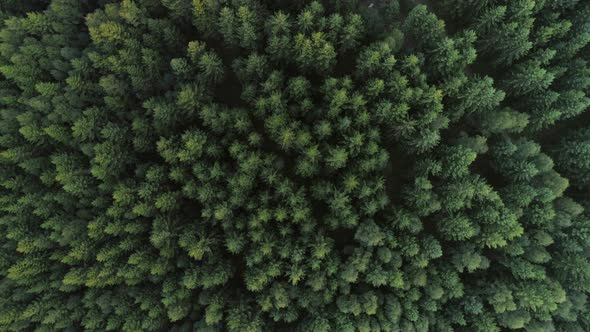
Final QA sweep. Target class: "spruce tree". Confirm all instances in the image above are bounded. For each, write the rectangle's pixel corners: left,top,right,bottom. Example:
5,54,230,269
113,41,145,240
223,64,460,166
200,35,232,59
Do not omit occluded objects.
0,0,589,331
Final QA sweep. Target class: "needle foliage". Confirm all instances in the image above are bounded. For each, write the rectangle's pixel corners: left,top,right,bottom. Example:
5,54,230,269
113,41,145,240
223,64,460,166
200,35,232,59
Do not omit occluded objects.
0,0,589,331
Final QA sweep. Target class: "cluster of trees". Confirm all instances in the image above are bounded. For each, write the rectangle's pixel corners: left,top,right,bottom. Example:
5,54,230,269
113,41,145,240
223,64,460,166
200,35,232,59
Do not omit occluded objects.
0,0,588,331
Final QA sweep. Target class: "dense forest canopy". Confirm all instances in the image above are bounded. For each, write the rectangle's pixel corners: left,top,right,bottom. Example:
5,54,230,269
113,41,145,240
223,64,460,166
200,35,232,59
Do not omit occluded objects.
0,0,589,331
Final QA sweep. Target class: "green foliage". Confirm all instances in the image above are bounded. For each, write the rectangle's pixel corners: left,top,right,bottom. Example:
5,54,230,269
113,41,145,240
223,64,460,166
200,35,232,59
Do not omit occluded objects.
0,0,589,331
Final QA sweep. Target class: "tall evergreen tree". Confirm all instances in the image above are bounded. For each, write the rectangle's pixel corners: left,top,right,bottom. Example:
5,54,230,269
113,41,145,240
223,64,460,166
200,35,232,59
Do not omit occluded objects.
0,0,588,331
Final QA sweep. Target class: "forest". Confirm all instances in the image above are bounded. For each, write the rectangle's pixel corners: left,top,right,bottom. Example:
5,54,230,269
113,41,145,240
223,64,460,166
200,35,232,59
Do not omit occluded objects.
0,0,589,331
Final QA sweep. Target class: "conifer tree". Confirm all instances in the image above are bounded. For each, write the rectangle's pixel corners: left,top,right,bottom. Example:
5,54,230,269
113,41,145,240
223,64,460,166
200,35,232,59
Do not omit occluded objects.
0,0,589,331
